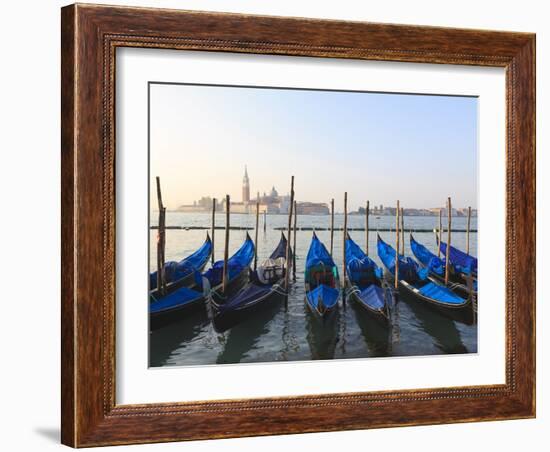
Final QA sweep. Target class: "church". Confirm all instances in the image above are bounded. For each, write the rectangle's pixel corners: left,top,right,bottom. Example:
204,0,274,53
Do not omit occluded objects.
228,166,290,214
179,166,328,214
227,166,328,215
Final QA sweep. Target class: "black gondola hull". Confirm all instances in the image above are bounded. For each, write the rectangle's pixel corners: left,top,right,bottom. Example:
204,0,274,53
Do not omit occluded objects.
149,261,209,300
149,295,206,331
209,283,286,333
305,296,339,325
393,276,475,325
422,267,476,300
210,267,251,304
149,235,248,330
345,279,390,326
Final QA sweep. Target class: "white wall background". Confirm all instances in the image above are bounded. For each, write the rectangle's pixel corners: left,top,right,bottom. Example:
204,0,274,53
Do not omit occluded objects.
0,1,545,451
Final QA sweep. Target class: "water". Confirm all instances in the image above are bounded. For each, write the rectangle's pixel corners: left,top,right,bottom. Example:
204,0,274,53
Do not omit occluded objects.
149,212,478,367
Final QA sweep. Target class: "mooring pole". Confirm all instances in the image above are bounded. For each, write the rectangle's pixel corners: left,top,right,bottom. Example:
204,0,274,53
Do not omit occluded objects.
438,208,442,258
284,177,295,308
343,192,349,306
466,206,471,255
400,207,405,255
395,200,400,290
263,210,267,233
330,198,335,256
159,207,167,295
445,197,452,285
155,177,166,295
211,198,216,265
253,197,260,271
365,200,370,256
222,194,230,294
293,200,297,281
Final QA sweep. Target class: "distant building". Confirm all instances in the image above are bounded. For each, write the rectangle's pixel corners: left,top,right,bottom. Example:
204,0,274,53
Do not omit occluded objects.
351,205,477,217
279,195,291,214
176,167,444,216
177,196,220,212
297,202,330,215
259,202,280,214
242,165,250,203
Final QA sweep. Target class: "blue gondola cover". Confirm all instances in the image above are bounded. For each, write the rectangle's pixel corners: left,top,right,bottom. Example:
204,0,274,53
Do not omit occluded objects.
203,234,255,286
345,235,386,311
410,235,445,276
439,241,478,275
306,284,340,309
357,285,386,309
305,233,336,269
305,234,340,312
150,285,203,313
378,236,466,305
218,284,273,312
417,282,465,304
377,236,428,282
212,233,288,321
150,235,212,290
345,236,383,281
270,232,291,260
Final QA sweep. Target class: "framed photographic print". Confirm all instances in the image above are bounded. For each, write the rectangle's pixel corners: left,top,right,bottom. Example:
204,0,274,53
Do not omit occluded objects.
61,3,535,447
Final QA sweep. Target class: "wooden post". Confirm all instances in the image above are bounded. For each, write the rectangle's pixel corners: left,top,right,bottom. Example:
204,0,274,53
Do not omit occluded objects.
284,177,295,306
365,200,369,255
343,192,348,306
253,197,259,271
159,207,167,294
155,177,166,295
330,198,335,256
445,197,452,285
263,210,267,232
222,194,230,293
395,201,400,289
211,198,216,265
293,200,297,281
400,207,405,255
438,208,442,258
466,206,471,255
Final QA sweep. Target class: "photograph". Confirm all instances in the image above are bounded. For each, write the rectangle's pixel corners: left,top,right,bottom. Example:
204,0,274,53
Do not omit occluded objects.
148,82,479,367
53,1,537,448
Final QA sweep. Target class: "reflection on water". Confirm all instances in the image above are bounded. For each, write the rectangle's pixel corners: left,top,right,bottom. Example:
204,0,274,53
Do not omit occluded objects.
349,302,392,357
306,306,340,360
216,302,280,364
405,297,467,354
149,213,478,367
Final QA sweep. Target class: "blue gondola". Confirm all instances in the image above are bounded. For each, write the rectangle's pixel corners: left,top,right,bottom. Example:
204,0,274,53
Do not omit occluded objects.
149,233,254,330
439,240,478,278
410,234,477,297
204,232,255,303
304,232,341,323
149,233,212,294
377,235,474,325
149,279,208,330
344,234,391,325
208,232,291,333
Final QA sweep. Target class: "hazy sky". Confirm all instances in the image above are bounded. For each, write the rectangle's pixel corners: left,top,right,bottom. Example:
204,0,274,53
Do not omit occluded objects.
150,83,477,211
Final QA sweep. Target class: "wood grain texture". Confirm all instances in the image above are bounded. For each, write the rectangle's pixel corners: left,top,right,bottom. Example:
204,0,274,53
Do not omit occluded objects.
60,5,76,447
60,3,536,447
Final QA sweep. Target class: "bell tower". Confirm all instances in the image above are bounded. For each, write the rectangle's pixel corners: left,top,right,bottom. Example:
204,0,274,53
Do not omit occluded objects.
242,165,250,203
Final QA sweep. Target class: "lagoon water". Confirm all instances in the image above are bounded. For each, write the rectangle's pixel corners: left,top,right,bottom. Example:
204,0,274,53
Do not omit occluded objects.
149,212,478,367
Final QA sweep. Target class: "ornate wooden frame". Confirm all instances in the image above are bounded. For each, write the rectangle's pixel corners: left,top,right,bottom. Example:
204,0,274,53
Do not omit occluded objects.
61,3,535,447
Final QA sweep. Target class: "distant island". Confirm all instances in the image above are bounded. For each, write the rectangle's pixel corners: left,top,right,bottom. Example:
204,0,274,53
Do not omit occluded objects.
173,167,476,217
350,205,477,217
171,204,476,217
175,167,329,215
